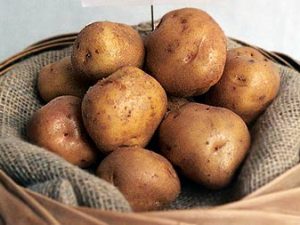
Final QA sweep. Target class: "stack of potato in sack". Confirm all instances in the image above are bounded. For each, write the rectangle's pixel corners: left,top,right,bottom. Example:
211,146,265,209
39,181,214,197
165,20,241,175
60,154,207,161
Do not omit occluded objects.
27,8,281,211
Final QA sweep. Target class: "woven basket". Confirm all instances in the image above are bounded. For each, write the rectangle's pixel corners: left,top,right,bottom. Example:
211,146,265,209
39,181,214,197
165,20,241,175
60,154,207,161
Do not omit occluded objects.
1,22,300,224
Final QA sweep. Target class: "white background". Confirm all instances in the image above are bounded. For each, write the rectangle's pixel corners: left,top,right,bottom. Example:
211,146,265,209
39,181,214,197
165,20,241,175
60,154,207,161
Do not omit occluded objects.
0,0,300,61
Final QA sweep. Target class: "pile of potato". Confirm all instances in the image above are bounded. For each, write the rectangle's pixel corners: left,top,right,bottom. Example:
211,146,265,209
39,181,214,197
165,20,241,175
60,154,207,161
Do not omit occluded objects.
27,8,280,211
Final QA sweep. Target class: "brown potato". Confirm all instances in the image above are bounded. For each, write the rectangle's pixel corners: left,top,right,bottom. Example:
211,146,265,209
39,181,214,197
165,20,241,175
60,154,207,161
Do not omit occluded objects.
82,66,167,154
71,22,144,82
227,46,267,61
167,96,190,112
27,96,98,168
38,57,90,102
159,103,250,189
206,48,280,124
96,147,180,211
146,8,227,97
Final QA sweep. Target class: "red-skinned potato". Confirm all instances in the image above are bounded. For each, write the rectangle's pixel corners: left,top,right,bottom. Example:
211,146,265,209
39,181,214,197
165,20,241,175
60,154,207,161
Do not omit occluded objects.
27,96,98,168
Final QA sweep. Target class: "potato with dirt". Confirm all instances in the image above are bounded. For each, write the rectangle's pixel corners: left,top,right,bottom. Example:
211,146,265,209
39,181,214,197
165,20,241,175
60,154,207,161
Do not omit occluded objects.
206,47,280,124
159,103,250,189
146,8,227,97
82,66,167,154
227,46,266,61
71,22,144,81
167,96,191,112
96,147,180,211
27,96,98,168
38,57,89,102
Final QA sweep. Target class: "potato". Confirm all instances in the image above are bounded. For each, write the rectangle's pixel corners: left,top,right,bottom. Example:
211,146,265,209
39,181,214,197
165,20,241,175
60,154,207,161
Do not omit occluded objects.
159,103,250,189
167,96,190,112
27,96,98,168
146,8,227,97
82,66,167,154
38,57,89,102
71,22,144,82
227,46,266,61
96,147,180,211
206,48,280,124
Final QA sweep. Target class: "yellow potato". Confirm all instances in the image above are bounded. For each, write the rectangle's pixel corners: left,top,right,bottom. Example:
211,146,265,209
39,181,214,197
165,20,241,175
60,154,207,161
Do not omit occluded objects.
82,66,167,154
71,22,144,81
206,48,280,124
146,8,227,97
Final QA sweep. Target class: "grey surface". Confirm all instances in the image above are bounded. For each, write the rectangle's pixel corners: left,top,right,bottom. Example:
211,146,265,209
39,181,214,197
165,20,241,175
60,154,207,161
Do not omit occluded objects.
0,0,300,61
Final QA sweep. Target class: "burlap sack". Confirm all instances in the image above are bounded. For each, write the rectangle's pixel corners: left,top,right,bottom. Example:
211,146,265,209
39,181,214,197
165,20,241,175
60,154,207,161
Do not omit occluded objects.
0,36,299,211
0,47,131,212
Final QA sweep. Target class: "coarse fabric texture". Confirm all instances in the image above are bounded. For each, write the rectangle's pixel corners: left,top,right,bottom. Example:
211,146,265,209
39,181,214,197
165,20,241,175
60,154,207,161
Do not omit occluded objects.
0,37,299,211
29,178,78,206
0,47,131,212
